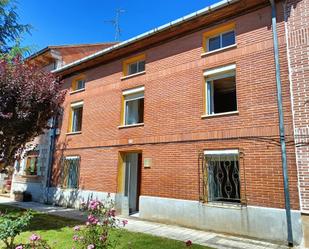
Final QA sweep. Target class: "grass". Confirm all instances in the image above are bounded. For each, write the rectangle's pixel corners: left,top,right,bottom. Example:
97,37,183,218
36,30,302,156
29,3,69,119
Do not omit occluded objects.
0,204,212,249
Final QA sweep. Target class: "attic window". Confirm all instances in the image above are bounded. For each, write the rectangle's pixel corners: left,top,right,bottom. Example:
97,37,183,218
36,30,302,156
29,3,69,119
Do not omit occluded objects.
71,76,86,93
123,54,146,77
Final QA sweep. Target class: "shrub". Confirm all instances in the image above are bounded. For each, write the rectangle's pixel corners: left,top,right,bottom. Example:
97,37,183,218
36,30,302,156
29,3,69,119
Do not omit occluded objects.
0,210,32,249
73,196,126,249
15,233,51,249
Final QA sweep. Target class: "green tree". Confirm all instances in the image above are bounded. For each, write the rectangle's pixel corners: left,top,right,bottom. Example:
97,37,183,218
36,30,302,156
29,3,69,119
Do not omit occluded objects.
0,0,31,54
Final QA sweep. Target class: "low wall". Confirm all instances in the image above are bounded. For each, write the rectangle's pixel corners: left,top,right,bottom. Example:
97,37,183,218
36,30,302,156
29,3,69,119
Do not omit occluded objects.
139,195,303,245
12,181,43,202
46,187,115,209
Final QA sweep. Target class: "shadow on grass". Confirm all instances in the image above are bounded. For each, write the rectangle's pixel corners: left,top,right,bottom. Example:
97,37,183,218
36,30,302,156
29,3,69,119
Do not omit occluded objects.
0,204,81,232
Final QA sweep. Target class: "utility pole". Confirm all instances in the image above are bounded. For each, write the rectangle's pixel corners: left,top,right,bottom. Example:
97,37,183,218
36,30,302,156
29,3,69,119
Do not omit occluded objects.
105,9,125,41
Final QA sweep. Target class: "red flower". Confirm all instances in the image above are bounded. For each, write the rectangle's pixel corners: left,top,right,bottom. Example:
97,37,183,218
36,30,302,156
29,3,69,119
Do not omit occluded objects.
185,240,192,247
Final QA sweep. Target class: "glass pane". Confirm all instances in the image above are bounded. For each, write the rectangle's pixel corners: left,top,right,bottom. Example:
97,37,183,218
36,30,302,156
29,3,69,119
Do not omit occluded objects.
206,81,214,115
206,154,240,203
208,36,221,51
138,61,145,72
128,62,138,75
72,107,83,132
125,98,144,125
77,80,85,90
138,98,144,123
63,158,80,189
222,31,235,47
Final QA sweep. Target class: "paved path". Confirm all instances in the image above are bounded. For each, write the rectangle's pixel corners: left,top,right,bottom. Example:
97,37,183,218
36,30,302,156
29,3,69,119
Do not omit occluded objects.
0,197,291,249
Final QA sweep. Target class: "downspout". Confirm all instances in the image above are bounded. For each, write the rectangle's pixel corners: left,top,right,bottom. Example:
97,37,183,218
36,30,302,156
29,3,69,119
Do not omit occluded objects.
269,0,293,246
45,116,57,204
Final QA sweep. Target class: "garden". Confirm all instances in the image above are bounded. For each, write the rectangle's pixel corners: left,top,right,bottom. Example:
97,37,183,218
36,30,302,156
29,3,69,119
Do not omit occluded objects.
0,199,211,249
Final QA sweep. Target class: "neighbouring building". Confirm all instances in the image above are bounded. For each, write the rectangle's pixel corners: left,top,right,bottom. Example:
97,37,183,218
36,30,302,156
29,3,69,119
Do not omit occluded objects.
11,43,117,202
285,0,309,214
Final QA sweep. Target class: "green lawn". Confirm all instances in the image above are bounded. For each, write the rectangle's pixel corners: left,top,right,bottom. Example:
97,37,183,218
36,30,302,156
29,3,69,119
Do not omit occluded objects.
0,205,212,249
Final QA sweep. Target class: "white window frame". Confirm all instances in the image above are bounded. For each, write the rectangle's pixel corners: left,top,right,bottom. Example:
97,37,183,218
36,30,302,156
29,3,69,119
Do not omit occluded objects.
204,64,237,116
70,101,83,133
122,87,144,126
127,60,145,75
204,149,239,156
207,29,235,52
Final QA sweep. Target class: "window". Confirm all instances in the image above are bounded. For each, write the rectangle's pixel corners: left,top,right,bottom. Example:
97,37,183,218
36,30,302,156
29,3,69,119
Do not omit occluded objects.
76,79,85,90
203,23,236,53
123,54,146,76
72,76,86,92
207,30,235,52
25,152,39,176
203,150,240,203
128,60,145,75
122,87,144,126
69,101,83,133
61,156,80,189
204,64,237,115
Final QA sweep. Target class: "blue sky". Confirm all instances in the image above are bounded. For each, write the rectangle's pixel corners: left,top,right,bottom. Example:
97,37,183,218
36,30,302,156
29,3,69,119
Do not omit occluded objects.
18,0,219,52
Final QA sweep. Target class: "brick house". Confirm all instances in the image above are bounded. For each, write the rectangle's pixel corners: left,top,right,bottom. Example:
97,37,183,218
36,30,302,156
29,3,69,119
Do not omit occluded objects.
41,0,308,245
11,43,116,202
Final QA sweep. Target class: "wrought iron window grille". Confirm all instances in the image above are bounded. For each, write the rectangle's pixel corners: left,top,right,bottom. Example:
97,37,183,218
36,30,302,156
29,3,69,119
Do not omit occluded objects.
198,150,246,205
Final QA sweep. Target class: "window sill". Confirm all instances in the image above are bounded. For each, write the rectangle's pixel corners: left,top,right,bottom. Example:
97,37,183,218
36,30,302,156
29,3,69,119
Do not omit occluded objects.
204,201,245,210
21,175,39,178
118,123,144,129
201,44,237,57
66,131,82,135
121,71,146,80
70,88,85,95
201,111,239,119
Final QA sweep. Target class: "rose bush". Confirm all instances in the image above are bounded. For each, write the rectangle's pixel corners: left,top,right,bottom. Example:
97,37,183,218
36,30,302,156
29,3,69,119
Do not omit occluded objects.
73,195,127,249
15,234,50,249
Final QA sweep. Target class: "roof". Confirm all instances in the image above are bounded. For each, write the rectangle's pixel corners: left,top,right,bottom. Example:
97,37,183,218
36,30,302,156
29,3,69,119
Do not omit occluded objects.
26,43,117,62
53,0,270,76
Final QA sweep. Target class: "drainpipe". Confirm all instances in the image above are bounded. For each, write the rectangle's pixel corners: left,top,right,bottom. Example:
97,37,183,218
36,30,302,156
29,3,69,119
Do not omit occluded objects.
46,116,57,204
269,0,293,246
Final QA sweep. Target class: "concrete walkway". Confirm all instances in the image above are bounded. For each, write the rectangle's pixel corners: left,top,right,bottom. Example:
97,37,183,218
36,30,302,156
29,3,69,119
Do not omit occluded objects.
0,197,291,249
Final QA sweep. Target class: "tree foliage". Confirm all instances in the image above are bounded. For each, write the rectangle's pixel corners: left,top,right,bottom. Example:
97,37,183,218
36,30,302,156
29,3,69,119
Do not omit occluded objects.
0,57,65,166
0,0,31,54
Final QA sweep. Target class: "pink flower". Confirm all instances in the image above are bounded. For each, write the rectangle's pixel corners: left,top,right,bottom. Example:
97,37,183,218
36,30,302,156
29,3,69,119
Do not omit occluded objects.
15,246,23,249
108,209,116,217
99,235,107,242
73,225,80,231
87,244,95,249
29,234,41,241
88,214,99,225
122,219,128,227
73,235,79,241
86,221,90,226
185,240,192,247
88,200,101,210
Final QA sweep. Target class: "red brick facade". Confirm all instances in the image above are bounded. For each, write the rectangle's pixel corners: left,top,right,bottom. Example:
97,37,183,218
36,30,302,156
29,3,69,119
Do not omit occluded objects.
52,3,300,211
285,0,309,213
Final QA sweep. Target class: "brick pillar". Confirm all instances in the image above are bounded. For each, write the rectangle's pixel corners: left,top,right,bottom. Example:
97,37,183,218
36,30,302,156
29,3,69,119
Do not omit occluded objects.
285,0,309,213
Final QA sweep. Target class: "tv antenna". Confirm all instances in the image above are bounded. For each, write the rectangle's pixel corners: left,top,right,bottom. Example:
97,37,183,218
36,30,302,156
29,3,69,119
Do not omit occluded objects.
105,9,125,41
